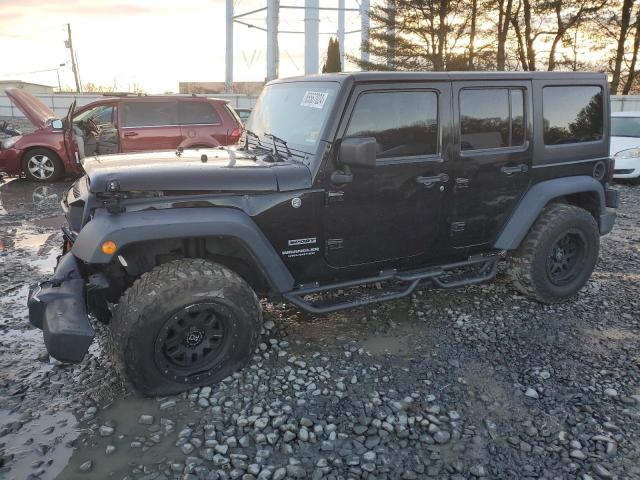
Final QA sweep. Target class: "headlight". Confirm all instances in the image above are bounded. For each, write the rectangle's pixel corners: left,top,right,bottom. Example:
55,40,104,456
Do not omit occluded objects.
614,147,640,159
1,135,22,149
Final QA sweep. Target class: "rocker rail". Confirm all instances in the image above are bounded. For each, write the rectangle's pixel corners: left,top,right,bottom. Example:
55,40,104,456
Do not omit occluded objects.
284,255,500,314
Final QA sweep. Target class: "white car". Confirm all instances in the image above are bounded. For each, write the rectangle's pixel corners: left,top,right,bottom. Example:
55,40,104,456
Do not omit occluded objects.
611,111,640,181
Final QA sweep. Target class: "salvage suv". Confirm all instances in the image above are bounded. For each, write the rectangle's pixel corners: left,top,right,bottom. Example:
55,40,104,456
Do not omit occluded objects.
28,72,618,395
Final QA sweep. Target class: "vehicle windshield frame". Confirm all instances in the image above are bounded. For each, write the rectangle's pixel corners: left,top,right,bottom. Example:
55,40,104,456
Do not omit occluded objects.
245,80,340,156
611,116,640,138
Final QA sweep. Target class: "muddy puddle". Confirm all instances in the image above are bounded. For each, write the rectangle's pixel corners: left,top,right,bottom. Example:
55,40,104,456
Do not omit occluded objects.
0,409,79,480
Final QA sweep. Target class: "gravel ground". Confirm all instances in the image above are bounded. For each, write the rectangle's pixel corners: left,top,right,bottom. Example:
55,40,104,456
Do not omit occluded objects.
0,178,639,480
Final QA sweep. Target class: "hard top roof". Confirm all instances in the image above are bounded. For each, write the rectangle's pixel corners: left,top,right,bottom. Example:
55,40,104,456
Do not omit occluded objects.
272,70,608,85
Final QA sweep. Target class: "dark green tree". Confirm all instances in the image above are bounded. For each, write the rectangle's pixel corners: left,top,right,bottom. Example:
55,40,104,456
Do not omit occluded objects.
322,38,342,73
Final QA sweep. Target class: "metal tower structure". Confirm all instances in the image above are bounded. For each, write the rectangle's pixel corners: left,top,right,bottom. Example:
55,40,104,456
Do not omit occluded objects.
225,0,370,93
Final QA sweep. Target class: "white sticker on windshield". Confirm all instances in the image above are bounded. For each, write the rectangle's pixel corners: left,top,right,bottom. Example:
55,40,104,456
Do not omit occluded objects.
301,91,329,109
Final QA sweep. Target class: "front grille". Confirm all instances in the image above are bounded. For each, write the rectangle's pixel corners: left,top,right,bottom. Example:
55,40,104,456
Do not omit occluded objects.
72,181,81,199
614,169,634,175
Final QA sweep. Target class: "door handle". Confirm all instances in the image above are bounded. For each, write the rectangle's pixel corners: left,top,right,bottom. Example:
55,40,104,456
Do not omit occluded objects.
124,132,138,137
415,173,449,188
501,164,528,175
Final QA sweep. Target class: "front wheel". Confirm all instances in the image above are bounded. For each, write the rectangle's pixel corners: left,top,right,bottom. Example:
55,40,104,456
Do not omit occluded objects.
110,259,262,396
507,204,600,303
23,148,64,182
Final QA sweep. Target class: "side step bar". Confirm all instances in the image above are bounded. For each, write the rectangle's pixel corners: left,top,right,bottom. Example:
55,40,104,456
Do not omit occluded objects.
284,255,499,314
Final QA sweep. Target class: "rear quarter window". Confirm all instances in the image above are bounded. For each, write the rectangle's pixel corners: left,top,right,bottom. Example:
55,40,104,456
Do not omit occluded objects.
543,86,603,145
179,102,222,125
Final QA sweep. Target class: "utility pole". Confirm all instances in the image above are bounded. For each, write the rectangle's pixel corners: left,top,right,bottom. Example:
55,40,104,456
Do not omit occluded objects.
225,0,234,93
65,23,82,93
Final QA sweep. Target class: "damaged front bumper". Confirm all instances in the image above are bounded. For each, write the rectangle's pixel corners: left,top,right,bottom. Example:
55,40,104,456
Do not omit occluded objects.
27,252,95,363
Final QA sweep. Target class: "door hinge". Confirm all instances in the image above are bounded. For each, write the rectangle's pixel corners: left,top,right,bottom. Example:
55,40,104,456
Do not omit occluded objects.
326,191,344,205
326,238,344,251
450,221,466,233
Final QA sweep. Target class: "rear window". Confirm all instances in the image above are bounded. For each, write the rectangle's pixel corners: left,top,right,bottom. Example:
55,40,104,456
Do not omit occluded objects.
345,90,439,159
611,116,640,137
123,101,177,127
459,88,525,150
179,101,221,125
543,86,603,145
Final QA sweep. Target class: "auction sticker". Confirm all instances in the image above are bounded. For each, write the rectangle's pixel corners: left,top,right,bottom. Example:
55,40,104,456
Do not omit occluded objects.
301,91,329,109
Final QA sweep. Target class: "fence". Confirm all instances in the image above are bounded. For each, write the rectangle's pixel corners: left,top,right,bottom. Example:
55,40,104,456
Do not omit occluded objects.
0,92,258,120
611,95,640,112
2,91,638,120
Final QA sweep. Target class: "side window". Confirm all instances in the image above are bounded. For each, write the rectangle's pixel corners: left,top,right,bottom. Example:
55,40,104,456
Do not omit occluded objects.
123,102,177,127
460,88,525,150
543,86,603,145
345,91,438,159
179,102,221,125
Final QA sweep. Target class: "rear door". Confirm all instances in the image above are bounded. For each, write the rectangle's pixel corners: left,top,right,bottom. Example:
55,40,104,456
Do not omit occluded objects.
323,83,452,268
119,100,182,151
449,81,532,248
178,100,226,145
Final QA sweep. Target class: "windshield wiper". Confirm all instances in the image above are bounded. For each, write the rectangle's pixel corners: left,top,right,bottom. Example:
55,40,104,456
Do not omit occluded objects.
245,129,269,152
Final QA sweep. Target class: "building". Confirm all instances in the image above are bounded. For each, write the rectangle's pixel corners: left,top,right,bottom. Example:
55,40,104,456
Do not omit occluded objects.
179,81,264,96
0,80,55,95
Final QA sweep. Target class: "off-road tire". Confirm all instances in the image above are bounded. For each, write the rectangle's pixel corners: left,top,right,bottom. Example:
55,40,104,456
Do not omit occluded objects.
109,258,262,396
507,204,600,303
23,148,64,182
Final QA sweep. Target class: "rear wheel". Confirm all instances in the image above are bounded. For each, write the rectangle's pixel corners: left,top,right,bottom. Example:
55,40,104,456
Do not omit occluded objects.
23,148,64,182
507,204,600,303
110,258,262,396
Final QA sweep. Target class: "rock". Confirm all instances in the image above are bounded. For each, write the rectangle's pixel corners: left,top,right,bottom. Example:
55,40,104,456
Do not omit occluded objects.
570,449,587,460
593,464,612,478
99,425,114,437
433,430,451,444
254,417,269,430
524,388,539,399
79,460,93,472
159,400,177,410
138,415,154,425
273,467,287,480
286,465,306,478
182,443,195,455
470,465,487,477
105,445,116,455
264,320,275,330
603,388,618,397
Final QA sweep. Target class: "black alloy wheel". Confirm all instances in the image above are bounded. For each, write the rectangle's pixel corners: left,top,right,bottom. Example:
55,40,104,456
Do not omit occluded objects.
154,302,232,384
545,229,587,286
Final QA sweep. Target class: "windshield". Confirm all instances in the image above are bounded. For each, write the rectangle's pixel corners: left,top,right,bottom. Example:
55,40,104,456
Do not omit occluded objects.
611,116,640,137
246,81,339,153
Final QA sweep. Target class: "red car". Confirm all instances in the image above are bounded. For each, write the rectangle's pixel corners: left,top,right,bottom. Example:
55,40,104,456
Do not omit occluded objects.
0,89,244,182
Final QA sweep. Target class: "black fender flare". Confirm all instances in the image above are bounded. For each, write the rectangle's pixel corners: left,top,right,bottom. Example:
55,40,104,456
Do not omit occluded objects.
494,176,606,251
71,207,294,293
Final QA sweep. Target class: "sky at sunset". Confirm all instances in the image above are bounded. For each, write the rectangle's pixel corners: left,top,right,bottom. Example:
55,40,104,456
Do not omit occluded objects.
0,0,364,93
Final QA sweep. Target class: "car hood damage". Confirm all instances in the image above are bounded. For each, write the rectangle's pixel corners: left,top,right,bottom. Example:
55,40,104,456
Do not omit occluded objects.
4,88,59,129
82,148,312,193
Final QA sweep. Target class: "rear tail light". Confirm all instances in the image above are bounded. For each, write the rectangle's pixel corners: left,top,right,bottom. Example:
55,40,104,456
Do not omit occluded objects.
229,127,243,144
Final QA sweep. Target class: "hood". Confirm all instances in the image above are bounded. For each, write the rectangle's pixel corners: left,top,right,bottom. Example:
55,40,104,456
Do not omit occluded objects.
610,136,640,156
5,88,58,129
83,148,312,194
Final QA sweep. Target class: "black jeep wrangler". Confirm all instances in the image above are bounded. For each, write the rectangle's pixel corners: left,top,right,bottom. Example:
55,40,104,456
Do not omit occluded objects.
28,72,618,395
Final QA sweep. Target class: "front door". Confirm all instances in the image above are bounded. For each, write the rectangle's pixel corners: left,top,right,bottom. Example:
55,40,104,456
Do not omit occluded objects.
324,83,451,268
450,81,533,247
119,100,183,152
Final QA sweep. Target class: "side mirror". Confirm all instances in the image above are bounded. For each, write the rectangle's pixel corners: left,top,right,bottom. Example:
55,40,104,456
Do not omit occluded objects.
51,119,63,130
338,137,377,169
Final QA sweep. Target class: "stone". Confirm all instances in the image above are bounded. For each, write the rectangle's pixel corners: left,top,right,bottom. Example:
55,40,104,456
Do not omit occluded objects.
79,460,93,472
434,430,451,444
138,415,154,425
603,388,618,397
99,425,114,437
570,449,587,460
524,388,539,399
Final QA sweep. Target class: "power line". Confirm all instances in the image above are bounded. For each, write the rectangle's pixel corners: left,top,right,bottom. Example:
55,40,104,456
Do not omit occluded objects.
0,66,66,78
